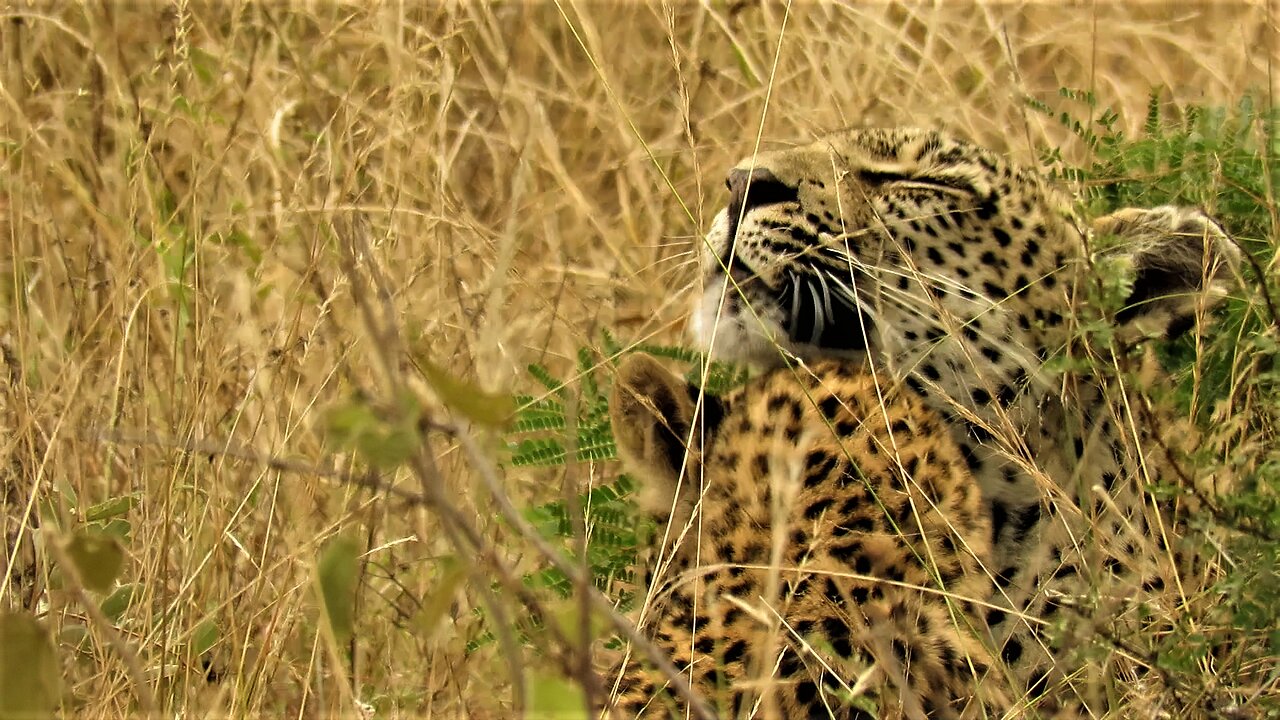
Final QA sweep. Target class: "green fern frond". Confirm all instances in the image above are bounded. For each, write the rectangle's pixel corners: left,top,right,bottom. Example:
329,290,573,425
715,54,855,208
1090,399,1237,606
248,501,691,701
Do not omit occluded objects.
504,335,740,607
526,363,567,396
510,438,567,467
632,342,703,364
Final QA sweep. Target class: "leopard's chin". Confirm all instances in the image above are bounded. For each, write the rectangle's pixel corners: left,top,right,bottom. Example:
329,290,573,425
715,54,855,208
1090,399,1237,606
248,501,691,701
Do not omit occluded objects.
688,281,787,369
689,278,870,371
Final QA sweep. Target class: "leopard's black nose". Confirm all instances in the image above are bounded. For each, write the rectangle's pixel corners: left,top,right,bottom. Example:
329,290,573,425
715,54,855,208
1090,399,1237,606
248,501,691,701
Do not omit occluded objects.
726,168,798,218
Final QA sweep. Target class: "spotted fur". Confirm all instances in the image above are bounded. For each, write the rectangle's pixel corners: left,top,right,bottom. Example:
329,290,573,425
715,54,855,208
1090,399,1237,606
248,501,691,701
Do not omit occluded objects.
609,127,1239,712
670,127,1240,714
605,354,1010,718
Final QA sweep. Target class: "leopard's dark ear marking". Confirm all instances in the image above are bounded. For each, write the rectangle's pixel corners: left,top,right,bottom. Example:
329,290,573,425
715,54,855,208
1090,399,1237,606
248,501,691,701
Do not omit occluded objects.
610,354,705,517
1092,206,1240,341
685,383,726,436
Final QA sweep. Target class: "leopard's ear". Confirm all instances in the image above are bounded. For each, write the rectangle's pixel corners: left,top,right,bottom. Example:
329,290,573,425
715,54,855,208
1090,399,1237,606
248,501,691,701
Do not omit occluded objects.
1092,205,1241,340
609,354,719,516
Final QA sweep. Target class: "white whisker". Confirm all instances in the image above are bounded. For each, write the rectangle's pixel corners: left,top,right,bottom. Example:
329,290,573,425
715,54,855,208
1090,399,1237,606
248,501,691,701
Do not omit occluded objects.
788,271,802,335
806,278,823,342
815,271,835,330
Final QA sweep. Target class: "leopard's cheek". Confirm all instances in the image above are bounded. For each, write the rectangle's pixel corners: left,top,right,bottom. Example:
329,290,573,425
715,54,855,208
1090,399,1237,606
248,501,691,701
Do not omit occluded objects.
701,210,733,270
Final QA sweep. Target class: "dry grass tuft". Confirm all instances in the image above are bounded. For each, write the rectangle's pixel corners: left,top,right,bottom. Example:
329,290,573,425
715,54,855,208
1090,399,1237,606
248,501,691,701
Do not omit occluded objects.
1,3,1275,717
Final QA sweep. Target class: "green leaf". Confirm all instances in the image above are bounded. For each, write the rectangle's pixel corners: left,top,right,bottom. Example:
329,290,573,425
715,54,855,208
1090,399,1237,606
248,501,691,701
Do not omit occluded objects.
193,619,218,656
63,531,124,593
414,557,466,639
527,672,588,719
577,347,599,400
323,399,379,443
527,363,567,396
420,359,515,428
84,495,137,522
92,518,132,542
322,397,422,469
0,612,61,718
100,583,139,622
316,535,360,644
211,228,263,265
356,423,420,469
188,47,219,85
546,601,607,648
728,42,758,86
59,623,90,653
511,401,567,433
510,438,567,467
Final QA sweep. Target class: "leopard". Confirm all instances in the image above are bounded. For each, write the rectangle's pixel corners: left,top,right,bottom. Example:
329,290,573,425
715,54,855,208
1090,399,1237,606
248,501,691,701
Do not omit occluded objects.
605,353,1010,718
603,127,1240,718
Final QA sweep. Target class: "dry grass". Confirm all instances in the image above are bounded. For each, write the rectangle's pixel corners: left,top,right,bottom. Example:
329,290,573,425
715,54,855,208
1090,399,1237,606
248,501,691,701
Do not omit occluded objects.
0,2,1275,718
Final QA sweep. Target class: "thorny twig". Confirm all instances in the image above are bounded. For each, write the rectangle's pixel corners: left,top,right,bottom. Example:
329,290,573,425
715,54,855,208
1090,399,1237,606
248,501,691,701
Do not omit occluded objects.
331,210,715,719
332,209,531,712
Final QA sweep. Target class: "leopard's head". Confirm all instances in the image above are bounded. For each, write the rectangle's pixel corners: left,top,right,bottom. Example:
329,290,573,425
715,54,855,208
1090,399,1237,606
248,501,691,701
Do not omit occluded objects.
691,128,1240,418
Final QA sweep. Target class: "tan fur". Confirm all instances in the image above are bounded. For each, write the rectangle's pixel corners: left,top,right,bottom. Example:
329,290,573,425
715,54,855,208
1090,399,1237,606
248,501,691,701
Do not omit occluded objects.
605,356,1010,719
612,128,1239,716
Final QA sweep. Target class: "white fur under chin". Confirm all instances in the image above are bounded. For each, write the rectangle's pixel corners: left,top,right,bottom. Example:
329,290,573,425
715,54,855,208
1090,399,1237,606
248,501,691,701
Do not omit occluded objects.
689,282,866,370
689,284,788,369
